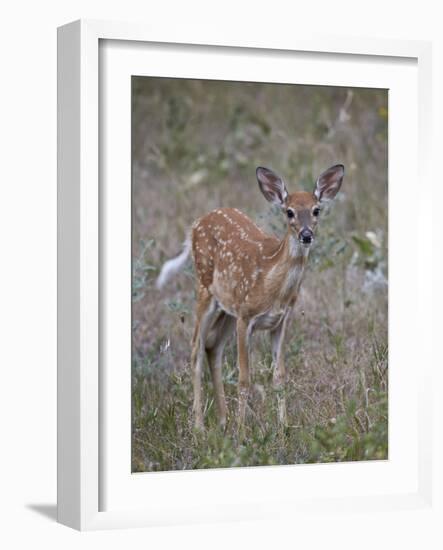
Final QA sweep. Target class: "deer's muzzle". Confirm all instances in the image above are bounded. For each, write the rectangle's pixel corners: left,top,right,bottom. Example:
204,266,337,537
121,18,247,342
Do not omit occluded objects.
299,228,314,244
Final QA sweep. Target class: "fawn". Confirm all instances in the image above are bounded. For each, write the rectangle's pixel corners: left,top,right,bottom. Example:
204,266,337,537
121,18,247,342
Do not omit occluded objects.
156,164,344,429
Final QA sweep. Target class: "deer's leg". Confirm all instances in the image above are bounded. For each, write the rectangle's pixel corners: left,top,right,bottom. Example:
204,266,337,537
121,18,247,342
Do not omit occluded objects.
237,317,250,430
191,288,217,430
206,313,235,428
270,311,292,426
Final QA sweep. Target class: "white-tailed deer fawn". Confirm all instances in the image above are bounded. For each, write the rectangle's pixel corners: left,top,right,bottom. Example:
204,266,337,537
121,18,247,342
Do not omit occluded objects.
157,164,344,430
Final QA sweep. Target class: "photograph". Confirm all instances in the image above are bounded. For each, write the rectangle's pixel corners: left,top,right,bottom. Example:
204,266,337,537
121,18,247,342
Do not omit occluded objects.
131,76,388,473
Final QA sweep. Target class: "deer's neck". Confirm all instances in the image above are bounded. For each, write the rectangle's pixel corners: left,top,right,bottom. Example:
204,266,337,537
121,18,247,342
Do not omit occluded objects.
265,230,310,303
270,229,310,264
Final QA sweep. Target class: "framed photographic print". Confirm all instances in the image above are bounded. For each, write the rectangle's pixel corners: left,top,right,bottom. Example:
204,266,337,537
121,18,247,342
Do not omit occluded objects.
58,20,436,533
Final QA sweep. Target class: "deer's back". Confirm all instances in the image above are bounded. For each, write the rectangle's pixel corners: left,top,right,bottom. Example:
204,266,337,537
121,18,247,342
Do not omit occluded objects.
191,208,279,313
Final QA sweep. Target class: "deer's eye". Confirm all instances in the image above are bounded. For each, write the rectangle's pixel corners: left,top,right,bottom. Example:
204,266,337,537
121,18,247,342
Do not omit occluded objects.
313,207,320,217
287,209,295,219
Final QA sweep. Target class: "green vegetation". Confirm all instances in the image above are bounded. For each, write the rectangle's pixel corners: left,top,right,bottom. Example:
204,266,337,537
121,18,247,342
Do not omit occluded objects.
131,78,388,472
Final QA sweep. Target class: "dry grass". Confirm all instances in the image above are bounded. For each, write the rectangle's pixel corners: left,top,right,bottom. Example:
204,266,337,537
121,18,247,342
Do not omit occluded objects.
131,77,388,472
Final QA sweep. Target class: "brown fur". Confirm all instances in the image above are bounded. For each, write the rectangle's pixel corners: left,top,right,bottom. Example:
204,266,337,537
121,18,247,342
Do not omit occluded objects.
190,204,316,429
160,164,344,430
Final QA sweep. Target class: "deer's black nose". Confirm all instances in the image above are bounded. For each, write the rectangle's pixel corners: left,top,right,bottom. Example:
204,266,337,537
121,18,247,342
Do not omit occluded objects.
300,229,313,244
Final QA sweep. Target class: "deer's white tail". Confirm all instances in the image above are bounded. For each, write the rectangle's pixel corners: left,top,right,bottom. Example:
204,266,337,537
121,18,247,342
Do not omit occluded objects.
156,237,192,289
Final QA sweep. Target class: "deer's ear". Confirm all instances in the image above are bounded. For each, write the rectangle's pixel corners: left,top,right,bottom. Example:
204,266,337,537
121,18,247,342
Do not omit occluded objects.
314,164,344,201
256,167,288,207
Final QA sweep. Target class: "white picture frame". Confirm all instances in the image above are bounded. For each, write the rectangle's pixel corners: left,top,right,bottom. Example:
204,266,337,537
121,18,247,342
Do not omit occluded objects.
57,19,435,532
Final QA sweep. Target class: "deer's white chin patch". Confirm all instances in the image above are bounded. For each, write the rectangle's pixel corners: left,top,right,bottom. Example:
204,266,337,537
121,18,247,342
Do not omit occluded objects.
289,234,311,257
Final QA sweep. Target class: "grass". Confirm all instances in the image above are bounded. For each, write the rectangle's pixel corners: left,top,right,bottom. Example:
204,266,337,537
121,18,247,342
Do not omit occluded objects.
131,77,388,472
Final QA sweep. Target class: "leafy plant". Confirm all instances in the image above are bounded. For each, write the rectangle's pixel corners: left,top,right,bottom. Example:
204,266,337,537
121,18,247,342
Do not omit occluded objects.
132,239,156,303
